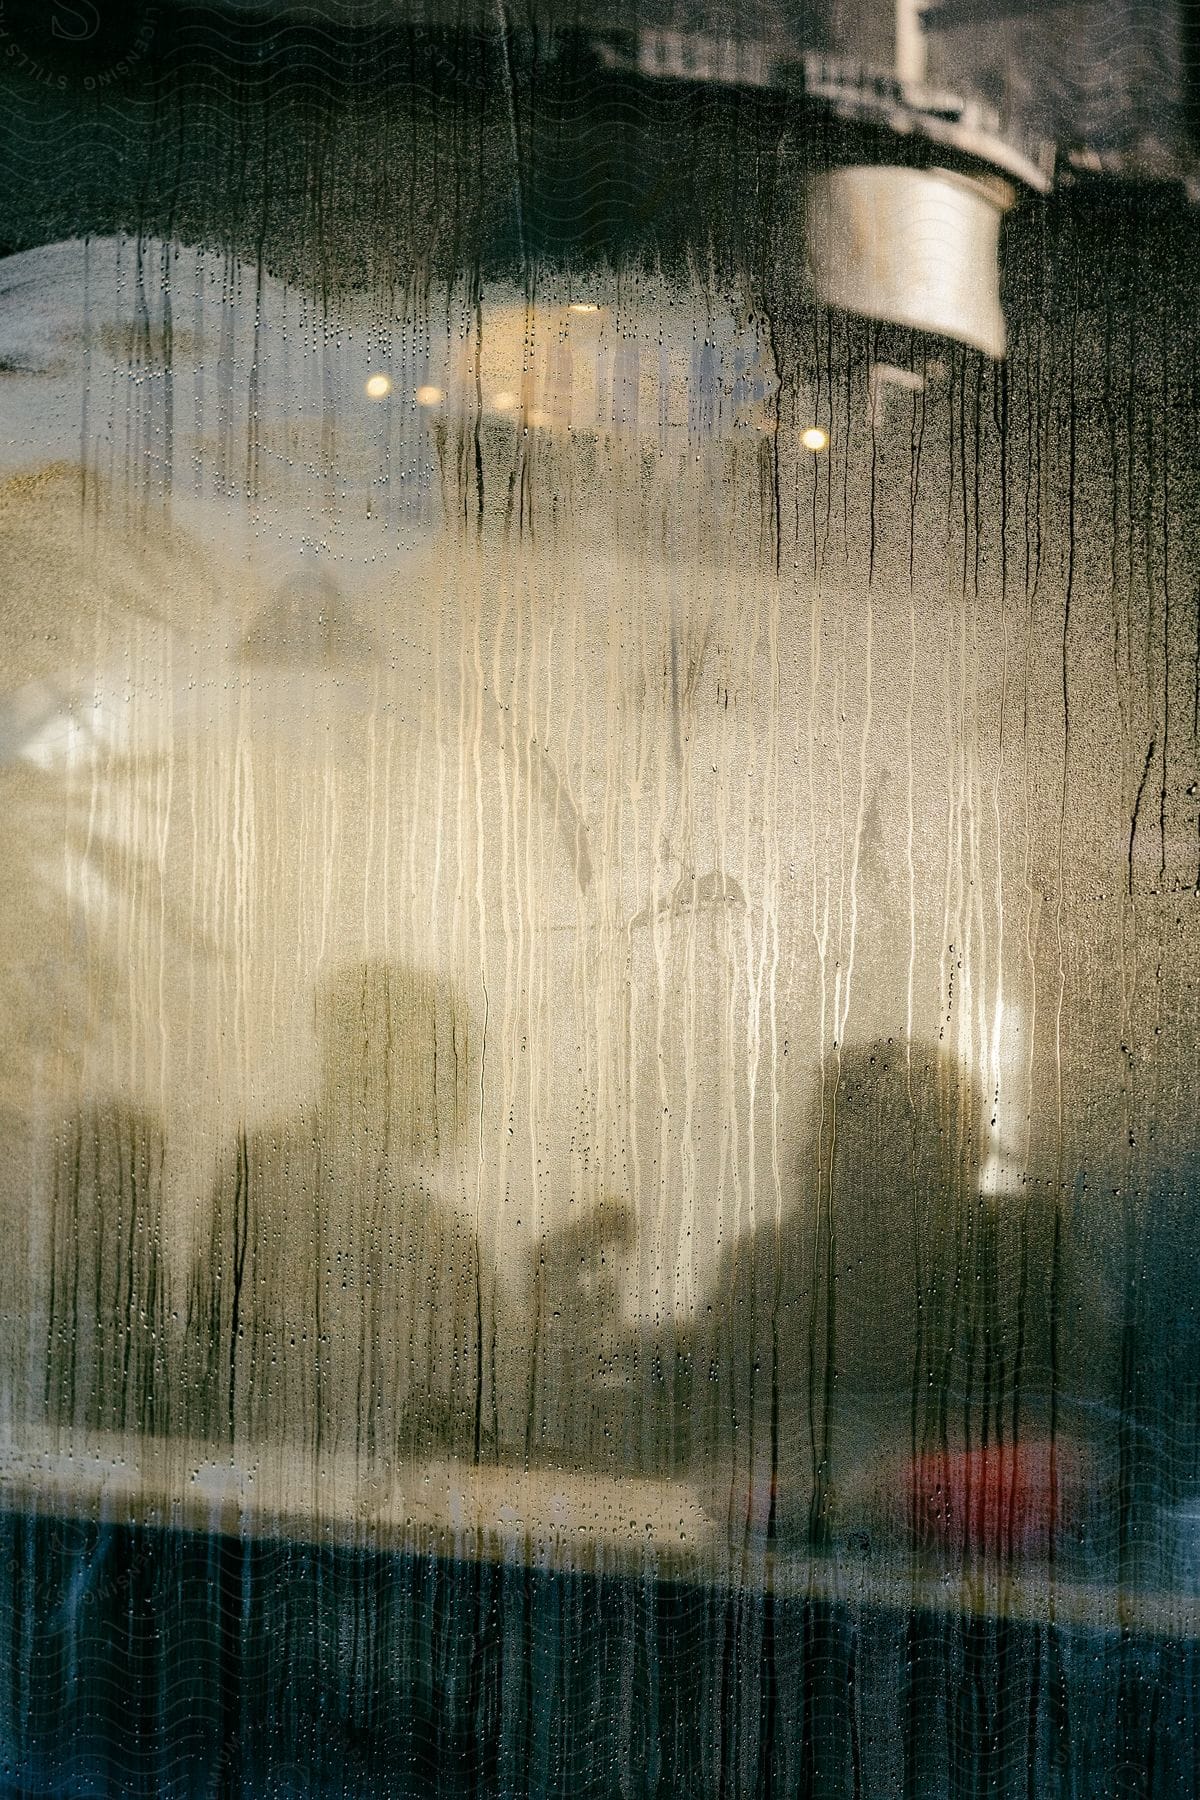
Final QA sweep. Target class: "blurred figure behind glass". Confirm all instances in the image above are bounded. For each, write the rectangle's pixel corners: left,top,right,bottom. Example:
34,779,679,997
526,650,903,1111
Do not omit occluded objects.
182,959,486,1463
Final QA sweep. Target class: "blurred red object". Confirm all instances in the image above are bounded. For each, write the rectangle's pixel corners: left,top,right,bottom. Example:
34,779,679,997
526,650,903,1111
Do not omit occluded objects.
901,1439,1089,1556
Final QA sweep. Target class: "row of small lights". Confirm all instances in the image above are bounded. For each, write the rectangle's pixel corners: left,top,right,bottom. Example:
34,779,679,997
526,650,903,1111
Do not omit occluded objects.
366,373,830,452
366,302,603,409
361,297,828,454
367,376,552,425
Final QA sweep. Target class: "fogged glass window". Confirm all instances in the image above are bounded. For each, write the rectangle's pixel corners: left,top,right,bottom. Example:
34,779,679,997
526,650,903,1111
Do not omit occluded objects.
1,4,1199,1796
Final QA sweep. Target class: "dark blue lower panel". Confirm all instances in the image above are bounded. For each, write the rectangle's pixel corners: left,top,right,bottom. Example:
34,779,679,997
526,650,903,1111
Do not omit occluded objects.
0,1511,1196,1800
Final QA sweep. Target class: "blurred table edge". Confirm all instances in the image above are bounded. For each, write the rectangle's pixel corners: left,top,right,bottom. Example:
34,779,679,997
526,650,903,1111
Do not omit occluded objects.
1,1426,1197,1640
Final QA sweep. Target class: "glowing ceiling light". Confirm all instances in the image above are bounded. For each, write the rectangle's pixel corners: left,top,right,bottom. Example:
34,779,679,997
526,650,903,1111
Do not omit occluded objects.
568,302,600,314
491,390,519,412
415,384,444,408
801,426,829,452
364,373,392,400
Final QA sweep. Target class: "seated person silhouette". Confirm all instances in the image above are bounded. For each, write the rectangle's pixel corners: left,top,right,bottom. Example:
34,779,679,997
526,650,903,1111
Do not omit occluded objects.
183,960,486,1463
663,1038,990,1544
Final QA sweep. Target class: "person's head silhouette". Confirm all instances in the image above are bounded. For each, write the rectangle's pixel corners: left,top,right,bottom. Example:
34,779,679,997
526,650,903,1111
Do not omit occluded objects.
314,959,472,1171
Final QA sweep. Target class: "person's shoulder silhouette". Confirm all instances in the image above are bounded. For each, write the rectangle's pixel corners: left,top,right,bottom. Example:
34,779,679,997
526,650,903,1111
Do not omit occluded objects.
186,959,485,1457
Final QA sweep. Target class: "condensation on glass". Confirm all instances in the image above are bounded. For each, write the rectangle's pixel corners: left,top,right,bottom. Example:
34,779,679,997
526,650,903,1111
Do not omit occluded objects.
0,19,1198,1798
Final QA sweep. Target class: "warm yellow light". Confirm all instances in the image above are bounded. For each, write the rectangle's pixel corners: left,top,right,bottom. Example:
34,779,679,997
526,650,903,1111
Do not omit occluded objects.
364,373,392,400
801,426,829,452
492,390,519,412
568,302,599,314
415,384,444,408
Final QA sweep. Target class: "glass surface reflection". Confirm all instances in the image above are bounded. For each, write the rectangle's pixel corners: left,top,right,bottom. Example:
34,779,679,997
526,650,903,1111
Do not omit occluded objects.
1,7,1199,1794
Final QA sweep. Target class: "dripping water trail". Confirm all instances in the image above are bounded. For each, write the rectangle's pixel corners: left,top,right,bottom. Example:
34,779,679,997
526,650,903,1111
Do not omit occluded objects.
227,1129,250,1443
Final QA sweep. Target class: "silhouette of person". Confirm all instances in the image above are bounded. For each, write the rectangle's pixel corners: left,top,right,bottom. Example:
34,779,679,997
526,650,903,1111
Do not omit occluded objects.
675,1037,986,1541
38,1101,170,1436
184,960,486,1462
